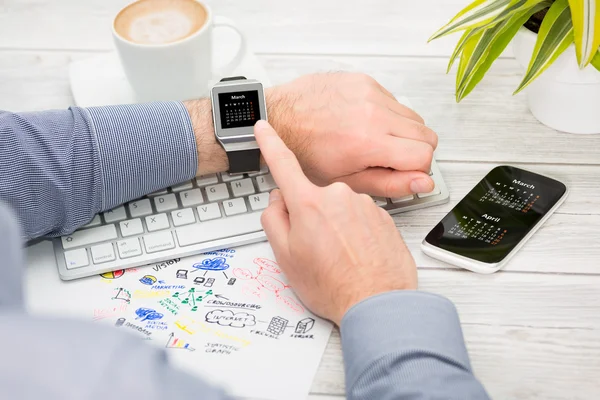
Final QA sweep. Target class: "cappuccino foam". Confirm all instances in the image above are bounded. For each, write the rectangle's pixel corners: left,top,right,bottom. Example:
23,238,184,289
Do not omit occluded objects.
115,0,207,45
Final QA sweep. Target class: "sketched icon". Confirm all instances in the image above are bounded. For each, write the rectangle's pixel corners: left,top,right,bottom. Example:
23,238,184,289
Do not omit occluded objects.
267,316,288,336
295,317,315,334
204,278,215,287
139,275,157,285
101,269,125,279
111,287,131,303
165,332,195,351
193,277,206,285
193,257,230,272
135,307,164,322
176,269,188,279
115,318,126,327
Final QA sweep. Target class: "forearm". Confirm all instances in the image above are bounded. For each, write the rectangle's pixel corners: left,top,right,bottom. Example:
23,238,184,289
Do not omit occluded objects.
341,291,490,400
0,102,197,240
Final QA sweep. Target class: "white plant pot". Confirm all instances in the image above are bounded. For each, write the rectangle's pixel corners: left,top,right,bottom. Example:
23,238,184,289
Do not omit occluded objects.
512,27,600,134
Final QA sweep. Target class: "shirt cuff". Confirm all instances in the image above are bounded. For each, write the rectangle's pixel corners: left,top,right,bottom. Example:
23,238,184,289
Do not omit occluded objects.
83,102,197,211
340,290,472,389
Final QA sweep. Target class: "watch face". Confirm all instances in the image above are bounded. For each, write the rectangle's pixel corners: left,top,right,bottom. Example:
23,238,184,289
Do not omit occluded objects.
218,90,261,129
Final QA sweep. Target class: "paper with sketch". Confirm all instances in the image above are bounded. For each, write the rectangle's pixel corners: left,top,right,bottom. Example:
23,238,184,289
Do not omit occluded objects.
30,242,333,400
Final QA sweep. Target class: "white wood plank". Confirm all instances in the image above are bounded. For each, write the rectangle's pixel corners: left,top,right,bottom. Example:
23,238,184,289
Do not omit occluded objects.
310,272,600,398
0,0,474,57
1,50,599,165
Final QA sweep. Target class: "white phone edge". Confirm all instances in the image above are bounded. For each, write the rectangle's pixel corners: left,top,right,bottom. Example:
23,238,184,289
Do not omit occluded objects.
420,185,570,274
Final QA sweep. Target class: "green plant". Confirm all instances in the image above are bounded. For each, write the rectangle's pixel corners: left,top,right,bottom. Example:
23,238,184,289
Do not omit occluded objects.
429,0,600,101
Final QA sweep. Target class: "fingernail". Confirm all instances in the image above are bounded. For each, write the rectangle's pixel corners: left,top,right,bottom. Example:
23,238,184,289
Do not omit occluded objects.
269,189,281,204
255,120,269,132
410,178,433,194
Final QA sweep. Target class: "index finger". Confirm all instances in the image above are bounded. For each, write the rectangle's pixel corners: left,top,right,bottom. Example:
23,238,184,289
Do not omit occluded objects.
254,120,314,200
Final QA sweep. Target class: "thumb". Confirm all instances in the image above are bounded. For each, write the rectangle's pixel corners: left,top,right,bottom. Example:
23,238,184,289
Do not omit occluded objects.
260,189,291,259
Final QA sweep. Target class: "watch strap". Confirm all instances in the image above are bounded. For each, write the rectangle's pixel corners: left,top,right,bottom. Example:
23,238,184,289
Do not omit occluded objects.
227,148,261,174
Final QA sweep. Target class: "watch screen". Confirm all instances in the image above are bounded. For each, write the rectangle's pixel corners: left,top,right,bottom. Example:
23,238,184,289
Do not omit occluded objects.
218,90,261,129
425,166,566,264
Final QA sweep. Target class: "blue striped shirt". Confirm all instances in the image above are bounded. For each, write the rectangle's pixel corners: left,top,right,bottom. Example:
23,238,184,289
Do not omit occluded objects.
0,102,489,399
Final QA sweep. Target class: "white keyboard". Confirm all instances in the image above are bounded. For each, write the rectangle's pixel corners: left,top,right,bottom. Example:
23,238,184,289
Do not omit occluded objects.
54,160,449,280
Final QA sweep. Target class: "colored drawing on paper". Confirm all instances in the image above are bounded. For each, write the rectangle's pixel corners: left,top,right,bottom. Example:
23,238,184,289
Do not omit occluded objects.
101,269,125,279
111,287,131,303
135,307,164,322
193,257,230,272
172,288,213,311
139,274,157,285
166,332,195,351
205,310,256,328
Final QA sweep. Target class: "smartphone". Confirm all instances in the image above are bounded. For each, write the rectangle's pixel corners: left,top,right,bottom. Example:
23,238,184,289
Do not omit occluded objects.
421,166,568,273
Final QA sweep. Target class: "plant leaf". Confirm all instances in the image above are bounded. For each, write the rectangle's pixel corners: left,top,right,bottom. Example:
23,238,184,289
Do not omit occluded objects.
567,0,600,67
456,1,553,100
429,0,515,41
592,49,600,70
515,0,575,93
447,28,484,73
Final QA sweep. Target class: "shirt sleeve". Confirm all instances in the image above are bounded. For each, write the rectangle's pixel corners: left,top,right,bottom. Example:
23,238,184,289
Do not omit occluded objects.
340,290,491,400
0,102,197,240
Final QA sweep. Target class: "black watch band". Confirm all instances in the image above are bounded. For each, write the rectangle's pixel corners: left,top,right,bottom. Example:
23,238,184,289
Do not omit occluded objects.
227,149,261,174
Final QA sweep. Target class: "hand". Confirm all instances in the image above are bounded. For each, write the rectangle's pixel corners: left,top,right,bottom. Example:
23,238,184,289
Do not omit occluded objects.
267,72,438,198
255,120,418,326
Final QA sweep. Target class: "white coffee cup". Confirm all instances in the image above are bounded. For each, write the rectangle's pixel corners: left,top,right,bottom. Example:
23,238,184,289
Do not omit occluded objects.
112,0,247,102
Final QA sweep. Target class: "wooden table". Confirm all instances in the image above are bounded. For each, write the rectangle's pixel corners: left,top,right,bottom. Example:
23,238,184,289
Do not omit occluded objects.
3,1,599,398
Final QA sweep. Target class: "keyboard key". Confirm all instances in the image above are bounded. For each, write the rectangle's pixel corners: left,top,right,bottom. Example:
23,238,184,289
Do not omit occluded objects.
91,243,116,264
248,165,269,177
103,206,127,223
148,189,168,196
256,173,277,192
231,178,256,197
144,231,175,253
197,203,222,221
171,208,196,227
83,215,101,228
145,213,170,232
391,195,414,204
120,218,144,237
176,212,263,247
64,248,89,270
196,174,218,186
128,199,153,218
372,197,388,207
223,198,248,216
206,183,230,202
117,238,142,259
62,224,117,249
417,187,441,199
220,172,244,182
249,193,269,211
180,188,204,207
154,193,178,212
171,181,194,192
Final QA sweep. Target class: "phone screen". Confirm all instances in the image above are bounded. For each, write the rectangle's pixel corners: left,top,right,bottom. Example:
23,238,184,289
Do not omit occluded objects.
424,166,566,264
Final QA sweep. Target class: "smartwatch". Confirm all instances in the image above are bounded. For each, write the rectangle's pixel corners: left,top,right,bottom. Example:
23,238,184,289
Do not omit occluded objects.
210,76,267,174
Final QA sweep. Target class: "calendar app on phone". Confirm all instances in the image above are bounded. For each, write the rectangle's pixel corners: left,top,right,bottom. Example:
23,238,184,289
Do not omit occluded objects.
424,166,567,264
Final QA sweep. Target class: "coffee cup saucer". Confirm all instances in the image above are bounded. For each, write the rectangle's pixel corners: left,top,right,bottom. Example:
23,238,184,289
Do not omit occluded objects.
69,46,272,107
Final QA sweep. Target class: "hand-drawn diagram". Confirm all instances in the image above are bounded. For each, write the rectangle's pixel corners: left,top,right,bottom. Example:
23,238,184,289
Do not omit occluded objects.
135,307,164,322
166,332,195,351
227,278,236,285
111,287,131,303
115,317,126,327
295,318,315,334
205,310,256,328
267,316,289,336
101,269,125,279
236,258,304,314
139,274,157,285
193,257,230,271
204,278,215,287
172,288,213,311
194,277,205,285
176,269,188,279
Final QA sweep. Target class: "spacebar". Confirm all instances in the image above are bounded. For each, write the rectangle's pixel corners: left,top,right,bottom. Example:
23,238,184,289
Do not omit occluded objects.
176,212,263,247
